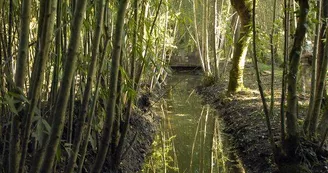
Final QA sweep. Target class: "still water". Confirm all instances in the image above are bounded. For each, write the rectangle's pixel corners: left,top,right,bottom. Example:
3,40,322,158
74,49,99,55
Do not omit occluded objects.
143,73,244,173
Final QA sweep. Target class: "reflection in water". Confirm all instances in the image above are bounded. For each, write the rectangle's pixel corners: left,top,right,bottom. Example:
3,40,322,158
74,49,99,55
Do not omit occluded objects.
143,74,244,173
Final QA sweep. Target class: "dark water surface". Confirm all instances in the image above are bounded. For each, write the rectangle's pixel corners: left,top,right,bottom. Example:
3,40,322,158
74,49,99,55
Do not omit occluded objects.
143,73,244,173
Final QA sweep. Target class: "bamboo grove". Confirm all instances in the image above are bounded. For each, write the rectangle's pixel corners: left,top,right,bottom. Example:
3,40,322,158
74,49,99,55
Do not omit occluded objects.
0,0,328,172
0,0,181,172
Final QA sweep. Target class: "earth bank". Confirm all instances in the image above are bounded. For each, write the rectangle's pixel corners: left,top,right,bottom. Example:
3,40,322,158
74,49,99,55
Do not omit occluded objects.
196,63,328,173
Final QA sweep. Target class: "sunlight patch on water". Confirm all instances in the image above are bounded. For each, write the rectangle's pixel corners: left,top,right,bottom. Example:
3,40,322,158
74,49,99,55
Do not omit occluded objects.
174,113,189,117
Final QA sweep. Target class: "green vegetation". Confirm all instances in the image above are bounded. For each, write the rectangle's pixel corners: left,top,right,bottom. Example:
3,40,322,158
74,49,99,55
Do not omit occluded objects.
0,0,328,172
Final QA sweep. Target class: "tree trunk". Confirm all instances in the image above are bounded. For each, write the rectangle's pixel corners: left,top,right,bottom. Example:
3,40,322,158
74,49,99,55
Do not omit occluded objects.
65,0,105,172
228,0,252,93
37,0,88,172
204,0,211,75
285,0,309,156
312,2,328,137
303,0,321,134
49,0,62,112
110,59,123,171
192,0,206,73
19,0,57,172
91,0,129,172
77,37,110,173
10,0,31,171
213,0,219,80
280,0,292,143
269,0,277,116
222,14,239,77
112,0,138,171
251,0,275,152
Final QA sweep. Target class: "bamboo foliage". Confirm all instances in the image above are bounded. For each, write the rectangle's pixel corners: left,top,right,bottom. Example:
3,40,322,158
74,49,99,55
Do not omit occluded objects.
20,0,58,172
112,0,138,171
2,0,328,172
37,0,87,171
65,0,106,172
0,0,182,172
91,0,129,172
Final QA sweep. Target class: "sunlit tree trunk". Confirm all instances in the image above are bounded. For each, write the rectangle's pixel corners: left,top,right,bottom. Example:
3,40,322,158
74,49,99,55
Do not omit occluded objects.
214,0,230,80
204,0,211,75
192,0,206,74
228,0,252,93
213,0,219,80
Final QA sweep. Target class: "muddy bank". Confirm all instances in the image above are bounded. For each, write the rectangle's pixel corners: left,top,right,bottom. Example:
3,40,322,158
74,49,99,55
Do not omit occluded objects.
78,93,160,173
197,80,328,173
118,110,160,172
113,96,160,173
197,83,280,173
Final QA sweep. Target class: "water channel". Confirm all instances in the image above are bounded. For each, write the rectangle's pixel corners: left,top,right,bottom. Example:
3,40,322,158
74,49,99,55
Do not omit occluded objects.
143,73,245,173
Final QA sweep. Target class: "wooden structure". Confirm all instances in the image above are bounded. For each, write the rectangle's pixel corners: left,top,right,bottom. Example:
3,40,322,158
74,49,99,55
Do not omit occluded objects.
169,51,202,70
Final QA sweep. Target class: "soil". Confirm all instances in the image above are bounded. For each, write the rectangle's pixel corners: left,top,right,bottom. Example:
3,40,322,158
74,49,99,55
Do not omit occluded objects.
197,83,280,173
107,95,160,173
196,63,328,173
118,110,160,173
78,92,160,173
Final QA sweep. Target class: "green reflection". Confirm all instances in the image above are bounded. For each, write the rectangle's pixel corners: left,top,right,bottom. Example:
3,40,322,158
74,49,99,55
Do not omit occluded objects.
143,74,244,173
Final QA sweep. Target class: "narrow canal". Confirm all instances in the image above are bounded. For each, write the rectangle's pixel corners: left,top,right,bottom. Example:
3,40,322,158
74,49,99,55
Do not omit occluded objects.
143,73,245,173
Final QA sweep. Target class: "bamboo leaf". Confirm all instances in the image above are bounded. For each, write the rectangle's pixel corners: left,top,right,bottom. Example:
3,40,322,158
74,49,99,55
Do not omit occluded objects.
34,119,45,146
32,115,41,122
42,119,51,133
89,134,97,151
4,94,18,115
